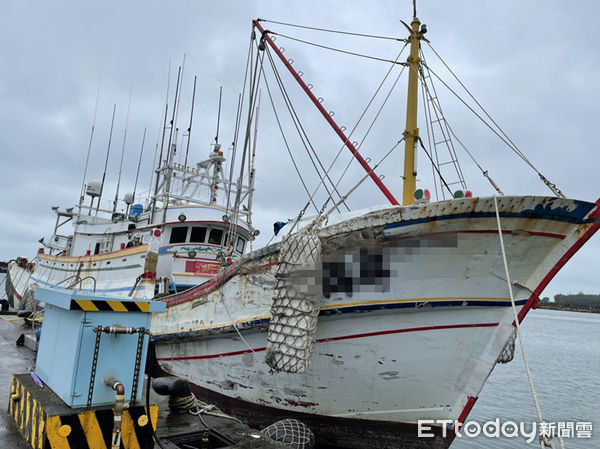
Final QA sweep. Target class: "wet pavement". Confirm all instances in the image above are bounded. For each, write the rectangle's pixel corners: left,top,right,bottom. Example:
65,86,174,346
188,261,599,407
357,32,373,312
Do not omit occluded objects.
0,313,36,448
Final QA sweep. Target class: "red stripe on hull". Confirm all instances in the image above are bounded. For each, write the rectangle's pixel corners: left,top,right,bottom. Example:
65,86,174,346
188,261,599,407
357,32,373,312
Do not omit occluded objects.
392,229,566,240
518,198,600,324
455,198,600,426
157,322,499,361
456,396,478,427
161,261,277,307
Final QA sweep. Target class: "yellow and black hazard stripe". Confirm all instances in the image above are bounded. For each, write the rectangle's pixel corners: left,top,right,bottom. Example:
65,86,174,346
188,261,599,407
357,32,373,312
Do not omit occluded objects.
9,375,158,449
9,376,47,449
69,299,150,313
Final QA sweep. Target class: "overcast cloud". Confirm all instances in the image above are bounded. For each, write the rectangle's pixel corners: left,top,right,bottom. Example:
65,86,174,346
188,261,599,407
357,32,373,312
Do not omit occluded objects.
1,0,599,300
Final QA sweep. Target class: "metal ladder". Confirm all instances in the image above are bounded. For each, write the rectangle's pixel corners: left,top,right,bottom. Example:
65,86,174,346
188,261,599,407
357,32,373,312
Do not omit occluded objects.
419,55,467,200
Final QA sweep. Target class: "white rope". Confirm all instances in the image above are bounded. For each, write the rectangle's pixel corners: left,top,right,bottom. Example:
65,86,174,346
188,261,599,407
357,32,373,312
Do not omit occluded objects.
493,196,564,449
219,281,256,354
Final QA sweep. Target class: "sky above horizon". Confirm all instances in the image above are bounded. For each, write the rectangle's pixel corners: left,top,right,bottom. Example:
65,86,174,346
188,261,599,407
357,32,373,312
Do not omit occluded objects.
1,0,599,299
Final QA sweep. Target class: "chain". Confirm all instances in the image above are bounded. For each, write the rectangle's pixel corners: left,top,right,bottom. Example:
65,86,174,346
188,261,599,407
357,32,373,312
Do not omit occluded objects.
130,328,147,403
88,327,102,409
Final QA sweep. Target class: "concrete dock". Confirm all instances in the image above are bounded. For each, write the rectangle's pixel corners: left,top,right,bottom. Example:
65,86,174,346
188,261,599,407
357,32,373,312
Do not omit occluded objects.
0,313,291,449
0,313,36,449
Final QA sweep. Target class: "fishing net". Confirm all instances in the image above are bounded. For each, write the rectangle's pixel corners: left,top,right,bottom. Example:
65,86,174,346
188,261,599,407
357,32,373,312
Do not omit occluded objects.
261,418,315,449
497,329,516,364
265,231,322,374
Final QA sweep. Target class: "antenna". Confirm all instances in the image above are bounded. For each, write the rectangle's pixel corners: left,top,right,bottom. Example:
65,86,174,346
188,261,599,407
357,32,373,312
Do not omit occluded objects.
173,54,186,136
184,75,197,167
225,93,242,214
161,65,183,223
79,77,101,212
215,86,223,144
247,90,261,243
96,104,117,215
113,79,133,213
132,127,147,210
151,60,172,223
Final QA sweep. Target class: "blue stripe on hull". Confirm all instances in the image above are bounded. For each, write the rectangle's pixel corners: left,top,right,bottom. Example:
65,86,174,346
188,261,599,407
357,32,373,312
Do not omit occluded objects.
154,298,527,341
384,201,597,231
30,276,143,295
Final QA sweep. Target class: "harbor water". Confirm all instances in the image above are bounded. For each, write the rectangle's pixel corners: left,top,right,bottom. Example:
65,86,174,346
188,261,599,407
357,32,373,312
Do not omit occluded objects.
452,309,599,449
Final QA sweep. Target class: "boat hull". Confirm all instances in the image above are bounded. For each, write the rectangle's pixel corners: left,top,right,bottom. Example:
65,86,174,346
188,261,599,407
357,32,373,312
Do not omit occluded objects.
151,196,600,447
6,259,34,308
8,245,152,307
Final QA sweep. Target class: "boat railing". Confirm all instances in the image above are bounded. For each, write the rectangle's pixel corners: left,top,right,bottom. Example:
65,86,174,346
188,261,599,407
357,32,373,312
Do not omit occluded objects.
56,275,81,288
57,275,97,292
69,276,97,292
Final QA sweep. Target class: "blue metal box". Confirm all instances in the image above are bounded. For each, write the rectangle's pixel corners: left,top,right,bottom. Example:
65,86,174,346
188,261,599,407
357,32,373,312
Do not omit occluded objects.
34,287,165,408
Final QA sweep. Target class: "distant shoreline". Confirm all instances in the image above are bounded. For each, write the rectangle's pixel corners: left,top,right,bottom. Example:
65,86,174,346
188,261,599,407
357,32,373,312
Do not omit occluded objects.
537,303,600,314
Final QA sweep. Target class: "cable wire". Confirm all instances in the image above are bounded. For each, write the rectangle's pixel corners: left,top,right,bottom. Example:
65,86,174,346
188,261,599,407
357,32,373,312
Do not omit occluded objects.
272,32,406,65
310,44,407,211
264,46,348,212
258,18,407,42
261,62,319,212
425,42,565,197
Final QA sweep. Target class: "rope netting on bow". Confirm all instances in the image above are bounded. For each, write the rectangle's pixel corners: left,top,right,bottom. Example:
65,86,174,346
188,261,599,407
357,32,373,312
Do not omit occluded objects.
265,230,322,373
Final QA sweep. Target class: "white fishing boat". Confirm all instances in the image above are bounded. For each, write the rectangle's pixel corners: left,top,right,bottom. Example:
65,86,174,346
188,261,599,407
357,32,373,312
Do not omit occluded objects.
149,16,600,449
6,80,254,310
7,9,600,449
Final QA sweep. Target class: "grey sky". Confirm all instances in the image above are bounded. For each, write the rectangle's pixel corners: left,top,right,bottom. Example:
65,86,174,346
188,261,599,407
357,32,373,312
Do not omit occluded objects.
1,0,599,300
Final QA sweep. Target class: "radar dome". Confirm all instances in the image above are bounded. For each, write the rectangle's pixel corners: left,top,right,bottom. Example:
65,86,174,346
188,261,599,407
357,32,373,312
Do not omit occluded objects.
86,181,102,197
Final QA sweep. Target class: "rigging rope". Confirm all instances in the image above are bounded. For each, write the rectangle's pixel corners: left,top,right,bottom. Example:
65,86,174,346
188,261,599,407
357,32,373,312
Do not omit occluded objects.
261,59,320,212
264,45,349,212
330,49,408,197
418,50,467,199
226,30,257,215
416,137,453,196
226,34,264,253
425,42,565,198
313,44,407,212
417,58,504,196
316,138,404,225
271,32,406,66
493,196,564,449
219,282,257,355
286,137,404,237
258,18,407,42
259,21,409,217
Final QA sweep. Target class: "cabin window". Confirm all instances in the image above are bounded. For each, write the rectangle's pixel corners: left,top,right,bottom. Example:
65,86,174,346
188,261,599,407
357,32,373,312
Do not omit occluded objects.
169,226,188,244
190,226,207,243
208,228,224,245
236,236,246,254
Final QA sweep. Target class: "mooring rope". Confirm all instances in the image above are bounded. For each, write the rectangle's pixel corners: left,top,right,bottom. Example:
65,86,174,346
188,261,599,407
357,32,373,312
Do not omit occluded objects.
493,196,564,449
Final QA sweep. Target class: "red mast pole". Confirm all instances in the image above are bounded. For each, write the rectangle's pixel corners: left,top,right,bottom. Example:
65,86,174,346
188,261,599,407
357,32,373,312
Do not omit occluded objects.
253,20,400,206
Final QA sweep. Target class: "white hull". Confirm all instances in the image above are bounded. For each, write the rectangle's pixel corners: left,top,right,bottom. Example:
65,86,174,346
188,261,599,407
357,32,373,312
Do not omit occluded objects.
7,245,154,308
151,196,600,447
7,260,35,308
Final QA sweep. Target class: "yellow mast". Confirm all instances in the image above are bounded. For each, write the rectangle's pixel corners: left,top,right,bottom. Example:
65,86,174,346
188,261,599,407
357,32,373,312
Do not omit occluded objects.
402,17,424,206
